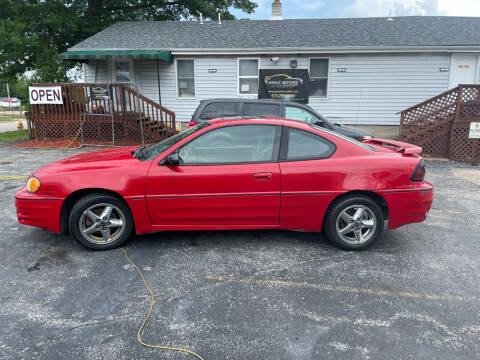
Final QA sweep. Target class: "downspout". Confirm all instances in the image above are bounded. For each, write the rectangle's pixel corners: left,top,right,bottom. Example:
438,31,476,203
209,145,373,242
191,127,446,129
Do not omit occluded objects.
94,61,99,82
156,59,162,105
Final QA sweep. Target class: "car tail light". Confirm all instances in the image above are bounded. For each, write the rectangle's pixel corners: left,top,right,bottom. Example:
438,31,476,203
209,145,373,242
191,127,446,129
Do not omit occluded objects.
188,120,197,128
411,160,426,182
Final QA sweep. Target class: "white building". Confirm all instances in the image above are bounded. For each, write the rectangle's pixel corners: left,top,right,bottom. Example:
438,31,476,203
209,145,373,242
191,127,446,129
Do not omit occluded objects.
61,1,480,128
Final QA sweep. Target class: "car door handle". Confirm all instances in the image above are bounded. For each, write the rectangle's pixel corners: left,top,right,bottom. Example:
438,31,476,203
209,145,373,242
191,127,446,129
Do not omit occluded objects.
253,172,273,180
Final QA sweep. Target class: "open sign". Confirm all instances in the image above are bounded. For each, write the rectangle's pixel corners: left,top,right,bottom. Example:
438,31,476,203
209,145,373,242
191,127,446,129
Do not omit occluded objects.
29,86,63,104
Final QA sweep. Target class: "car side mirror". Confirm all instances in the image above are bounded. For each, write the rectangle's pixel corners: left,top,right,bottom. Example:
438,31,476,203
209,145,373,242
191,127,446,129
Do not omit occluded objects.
166,151,180,166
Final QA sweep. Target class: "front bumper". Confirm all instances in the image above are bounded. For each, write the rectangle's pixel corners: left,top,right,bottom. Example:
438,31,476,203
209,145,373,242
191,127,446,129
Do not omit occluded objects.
15,188,63,233
380,183,434,230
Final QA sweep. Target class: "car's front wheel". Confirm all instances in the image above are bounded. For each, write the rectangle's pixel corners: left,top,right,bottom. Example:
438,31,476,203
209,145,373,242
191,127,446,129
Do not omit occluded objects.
324,195,384,250
69,193,133,250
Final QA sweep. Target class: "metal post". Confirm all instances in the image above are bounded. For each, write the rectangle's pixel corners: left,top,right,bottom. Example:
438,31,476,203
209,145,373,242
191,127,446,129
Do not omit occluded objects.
80,113,85,148
156,59,162,105
132,82,145,145
109,83,115,146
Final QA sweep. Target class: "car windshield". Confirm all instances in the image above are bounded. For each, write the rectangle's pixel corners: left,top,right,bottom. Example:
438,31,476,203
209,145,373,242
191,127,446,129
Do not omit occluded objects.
135,122,210,161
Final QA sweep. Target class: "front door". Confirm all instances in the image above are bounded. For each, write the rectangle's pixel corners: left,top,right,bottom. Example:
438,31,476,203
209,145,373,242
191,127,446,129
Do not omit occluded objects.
145,124,281,227
449,54,479,88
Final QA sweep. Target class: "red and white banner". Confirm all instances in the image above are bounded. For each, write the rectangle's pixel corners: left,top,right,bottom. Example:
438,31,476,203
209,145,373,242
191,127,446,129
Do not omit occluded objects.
29,86,63,104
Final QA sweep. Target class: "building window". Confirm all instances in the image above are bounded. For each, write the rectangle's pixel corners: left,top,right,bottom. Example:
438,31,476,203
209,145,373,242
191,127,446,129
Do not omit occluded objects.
111,60,134,83
309,58,329,97
238,59,259,95
177,59,195,98
114,61,132,83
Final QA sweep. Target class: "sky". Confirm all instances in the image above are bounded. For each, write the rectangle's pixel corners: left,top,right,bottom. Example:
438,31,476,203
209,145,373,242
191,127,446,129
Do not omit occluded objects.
230,0,480,19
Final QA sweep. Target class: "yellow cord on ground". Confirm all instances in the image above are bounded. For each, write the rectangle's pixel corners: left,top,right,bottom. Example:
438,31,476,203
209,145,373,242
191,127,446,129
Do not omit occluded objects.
120,247,205,360
60,113,86,150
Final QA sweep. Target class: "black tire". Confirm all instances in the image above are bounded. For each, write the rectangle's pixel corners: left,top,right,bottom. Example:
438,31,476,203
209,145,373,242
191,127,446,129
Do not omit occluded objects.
324,195,384,251
69,193,133,250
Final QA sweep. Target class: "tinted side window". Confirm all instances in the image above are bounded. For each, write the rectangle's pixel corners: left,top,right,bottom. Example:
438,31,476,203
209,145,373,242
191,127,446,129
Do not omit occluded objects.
200,102,239,120
179,125,278,164
285,128,335,161
244,103,280,117
285,106,321,124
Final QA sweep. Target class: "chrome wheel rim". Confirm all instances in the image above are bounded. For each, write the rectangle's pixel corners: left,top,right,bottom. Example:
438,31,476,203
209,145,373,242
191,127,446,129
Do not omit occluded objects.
79,203,126,244
335,205,377,245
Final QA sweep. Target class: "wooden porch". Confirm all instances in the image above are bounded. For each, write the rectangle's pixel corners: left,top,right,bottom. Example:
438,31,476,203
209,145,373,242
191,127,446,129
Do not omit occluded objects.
26,83,176,145
400,84,480,163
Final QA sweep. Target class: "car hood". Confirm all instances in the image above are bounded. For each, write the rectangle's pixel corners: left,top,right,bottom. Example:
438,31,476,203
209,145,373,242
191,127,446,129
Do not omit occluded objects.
33,146,141,176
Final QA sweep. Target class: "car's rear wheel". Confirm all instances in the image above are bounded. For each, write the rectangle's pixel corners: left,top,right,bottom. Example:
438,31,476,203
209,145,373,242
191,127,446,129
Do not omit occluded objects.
69,193,133,250
324,195,384,250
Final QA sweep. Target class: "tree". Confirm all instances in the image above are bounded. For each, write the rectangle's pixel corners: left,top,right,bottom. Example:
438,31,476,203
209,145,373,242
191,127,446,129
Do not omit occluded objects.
0,0,257,83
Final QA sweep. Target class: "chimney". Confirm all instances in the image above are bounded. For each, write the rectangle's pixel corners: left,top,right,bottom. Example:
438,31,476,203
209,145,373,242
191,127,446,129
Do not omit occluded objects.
270,0,283,20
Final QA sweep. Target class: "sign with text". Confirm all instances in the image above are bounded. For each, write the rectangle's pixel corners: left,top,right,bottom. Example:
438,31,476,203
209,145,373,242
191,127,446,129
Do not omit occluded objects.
469,122,480,138
90,85,110,101
258,69,309,103
29,86,63,104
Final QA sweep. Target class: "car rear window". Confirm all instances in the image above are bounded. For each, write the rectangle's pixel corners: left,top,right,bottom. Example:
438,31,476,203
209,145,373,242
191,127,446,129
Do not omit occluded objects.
244,103,280,117
284,128,336,161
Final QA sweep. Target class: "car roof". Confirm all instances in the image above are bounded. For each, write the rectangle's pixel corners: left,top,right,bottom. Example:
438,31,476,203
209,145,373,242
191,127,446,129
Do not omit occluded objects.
208,116,308,127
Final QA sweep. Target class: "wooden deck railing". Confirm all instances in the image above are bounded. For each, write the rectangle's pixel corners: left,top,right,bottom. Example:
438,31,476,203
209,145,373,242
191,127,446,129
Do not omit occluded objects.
28,82,176,145
399,84,480,162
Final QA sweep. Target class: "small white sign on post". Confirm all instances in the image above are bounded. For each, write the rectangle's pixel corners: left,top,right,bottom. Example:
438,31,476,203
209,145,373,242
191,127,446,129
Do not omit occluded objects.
469,122,480,139
29,86,63,104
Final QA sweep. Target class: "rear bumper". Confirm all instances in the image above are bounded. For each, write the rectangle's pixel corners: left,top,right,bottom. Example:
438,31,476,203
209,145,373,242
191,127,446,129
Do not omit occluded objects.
380,183,434,230
15,189,63,233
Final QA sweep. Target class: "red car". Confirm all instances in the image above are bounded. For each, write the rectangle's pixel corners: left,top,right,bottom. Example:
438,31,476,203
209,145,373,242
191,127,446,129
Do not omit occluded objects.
15,118,433,251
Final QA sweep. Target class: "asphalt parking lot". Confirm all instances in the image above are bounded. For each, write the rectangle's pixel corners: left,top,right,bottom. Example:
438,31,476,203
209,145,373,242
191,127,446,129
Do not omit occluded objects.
1,142,479,360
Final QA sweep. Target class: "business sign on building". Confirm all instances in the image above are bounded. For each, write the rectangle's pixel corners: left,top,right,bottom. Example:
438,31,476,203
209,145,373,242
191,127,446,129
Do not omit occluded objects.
29,86,63,104
258,69,309,103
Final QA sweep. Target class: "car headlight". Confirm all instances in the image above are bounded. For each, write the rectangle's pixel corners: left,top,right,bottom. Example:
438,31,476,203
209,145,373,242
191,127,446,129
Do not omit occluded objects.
26,176,41,193
362,135,373,140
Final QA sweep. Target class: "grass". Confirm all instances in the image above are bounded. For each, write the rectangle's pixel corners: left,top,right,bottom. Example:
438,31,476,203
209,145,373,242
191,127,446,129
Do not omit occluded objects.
0,130,28,141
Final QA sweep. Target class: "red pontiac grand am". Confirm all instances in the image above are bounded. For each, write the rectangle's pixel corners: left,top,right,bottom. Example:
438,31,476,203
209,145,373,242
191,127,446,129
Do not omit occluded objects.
15,118,433,251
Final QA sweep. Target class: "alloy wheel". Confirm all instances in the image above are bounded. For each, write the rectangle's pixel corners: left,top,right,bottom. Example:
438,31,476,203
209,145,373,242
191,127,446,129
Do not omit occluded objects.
335,204,377,245
78,203,126,244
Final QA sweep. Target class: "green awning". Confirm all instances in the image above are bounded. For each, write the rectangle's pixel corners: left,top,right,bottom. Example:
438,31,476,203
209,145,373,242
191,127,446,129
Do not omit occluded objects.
60,50,172,63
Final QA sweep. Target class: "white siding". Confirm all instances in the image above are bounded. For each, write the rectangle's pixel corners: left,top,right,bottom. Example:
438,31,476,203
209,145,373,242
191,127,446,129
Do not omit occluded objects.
84,53,452,125
135,57,240,124
260,54,451,125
